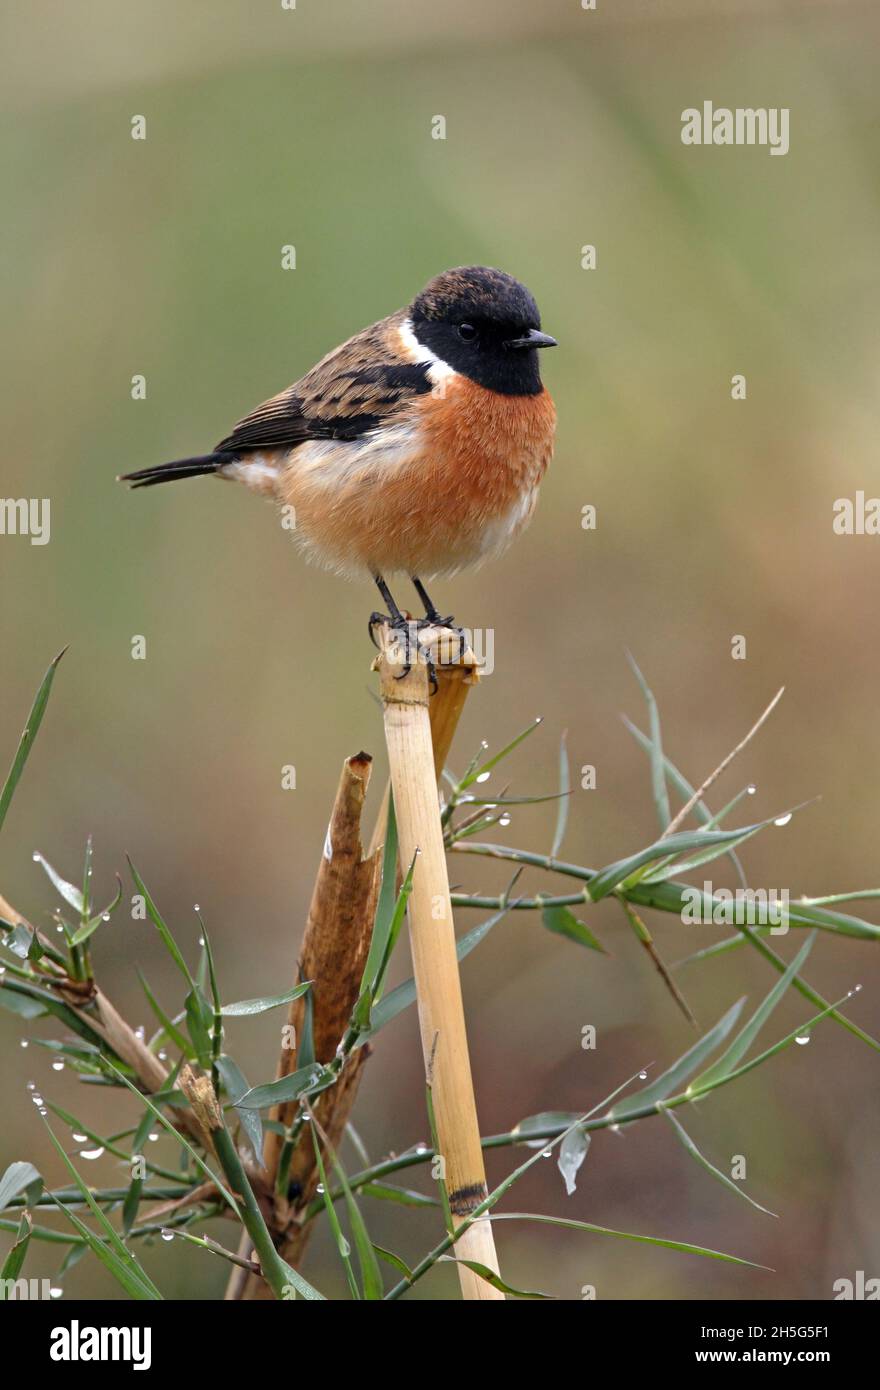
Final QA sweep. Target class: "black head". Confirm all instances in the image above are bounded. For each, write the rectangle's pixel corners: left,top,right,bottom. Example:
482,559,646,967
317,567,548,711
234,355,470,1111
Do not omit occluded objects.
409,266,556,396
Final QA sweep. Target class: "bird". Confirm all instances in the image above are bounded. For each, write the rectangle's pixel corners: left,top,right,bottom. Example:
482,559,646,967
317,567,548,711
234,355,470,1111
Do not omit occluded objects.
120,265,557,661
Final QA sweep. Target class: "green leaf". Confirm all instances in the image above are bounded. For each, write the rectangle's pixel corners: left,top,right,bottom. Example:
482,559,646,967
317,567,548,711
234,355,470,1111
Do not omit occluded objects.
32,852,84,915
0,1161,42,1213
512,1111,582,1146
589,822,774,902
558,1128,591,1196
662,1109,776,1217
311,1129,360,1299
216,1053,264,1168
127,859,194,986
0,649,65,835
550,731,571,858
489,1212,769,1270
609,997,747,1121
690,935,816,1092
41,1123,162,1299
235,1064,334,1111
121,1109,155,1236
441,1255,554,1298
50,1198,162,1300
324,1136,384,1300
622,716,748,884
372,1243,414,1280
70,878,123,947
626,652,671,830
136,967,193,1058
220,982,311,1017
541,903,606,953
0,1212,33,1290
185,986,215,1067
459,717,543,791
0,987,46,1020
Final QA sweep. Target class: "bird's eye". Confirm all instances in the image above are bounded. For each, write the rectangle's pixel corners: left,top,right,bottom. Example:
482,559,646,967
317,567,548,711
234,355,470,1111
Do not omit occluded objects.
457,323,478,341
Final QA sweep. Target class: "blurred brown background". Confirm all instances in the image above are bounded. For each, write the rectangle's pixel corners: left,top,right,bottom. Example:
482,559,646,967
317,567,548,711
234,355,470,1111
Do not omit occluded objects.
1,0,878,1300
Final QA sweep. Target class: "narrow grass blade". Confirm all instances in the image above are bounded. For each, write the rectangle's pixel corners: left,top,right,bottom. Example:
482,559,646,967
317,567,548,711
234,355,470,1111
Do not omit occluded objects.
311,1129,360,1298
459,717,543,790
0,1212,33,1288
0,1162,42,1213
32,852,84,915
626,652,671,829
221,982,311,1017
0,648,66,834
609,997,746,1121
691,934,815,1092
41,1122,161,1299
440,1256,553,1298
489,1213,769,1270
541,903,606,952
127,859,194,987
661,1108,776,1217
550,731,571,858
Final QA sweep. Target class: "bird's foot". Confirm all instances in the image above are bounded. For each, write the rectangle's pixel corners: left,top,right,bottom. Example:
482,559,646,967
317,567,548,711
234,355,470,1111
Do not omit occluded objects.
369,612,465,692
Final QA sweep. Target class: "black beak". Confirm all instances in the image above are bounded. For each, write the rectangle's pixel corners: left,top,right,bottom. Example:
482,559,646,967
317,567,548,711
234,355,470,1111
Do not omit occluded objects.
504,328,558,351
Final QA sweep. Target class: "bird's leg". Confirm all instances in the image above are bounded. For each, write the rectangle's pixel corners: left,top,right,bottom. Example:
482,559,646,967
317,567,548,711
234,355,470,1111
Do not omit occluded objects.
410,576,466,671
410,576,451,626
369,573,420,680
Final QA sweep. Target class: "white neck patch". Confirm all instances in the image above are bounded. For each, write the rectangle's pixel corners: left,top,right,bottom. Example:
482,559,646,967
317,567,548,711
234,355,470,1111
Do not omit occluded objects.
398,318,457,387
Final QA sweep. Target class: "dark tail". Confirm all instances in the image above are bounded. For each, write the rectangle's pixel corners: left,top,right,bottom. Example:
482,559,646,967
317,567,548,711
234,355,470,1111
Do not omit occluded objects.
118,453,229,489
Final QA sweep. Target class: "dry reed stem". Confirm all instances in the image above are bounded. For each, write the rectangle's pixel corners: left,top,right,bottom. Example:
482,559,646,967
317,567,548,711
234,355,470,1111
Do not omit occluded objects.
374,625,503,1300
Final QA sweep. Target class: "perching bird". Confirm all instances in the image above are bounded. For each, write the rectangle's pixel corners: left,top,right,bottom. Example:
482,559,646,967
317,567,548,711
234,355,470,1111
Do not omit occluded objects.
120,265,556,642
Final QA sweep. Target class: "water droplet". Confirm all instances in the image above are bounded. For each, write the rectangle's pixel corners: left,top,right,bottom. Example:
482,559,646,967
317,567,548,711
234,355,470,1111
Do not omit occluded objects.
851,983,863,994
32,852,40,862
541,1148,552,1158
52,1060,65,1072
72,1133,88,1143
193,904,200,913
20,1039,28,1049
134,1026,145,1042
316,1183,324,1194
49,1286,63,1299
337,1236,351,1258
161,1230,174,1242
158,1050,167,1062
198,935,205,946
499,814,511,827
794,1034,810,1046
56,924,64,933
480,740,489,751
774,812,792,828
747,784,757,795
638,1070,648,1080
102,912,110,922
78,1146,105,1161
31,1094,43,1107
147,1132,159,1143
476,771,491,784
26,1081,36,1091
38,1107,47,1116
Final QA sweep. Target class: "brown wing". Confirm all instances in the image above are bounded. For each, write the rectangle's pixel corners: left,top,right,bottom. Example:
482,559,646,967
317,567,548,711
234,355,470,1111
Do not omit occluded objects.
214,310,431,454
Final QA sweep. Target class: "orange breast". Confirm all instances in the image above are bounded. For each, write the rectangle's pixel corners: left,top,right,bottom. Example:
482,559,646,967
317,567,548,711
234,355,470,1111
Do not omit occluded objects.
280,376,556,578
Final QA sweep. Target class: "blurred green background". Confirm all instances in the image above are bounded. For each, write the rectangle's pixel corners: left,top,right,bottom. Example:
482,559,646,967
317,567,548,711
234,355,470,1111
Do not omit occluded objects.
1,0,878,1300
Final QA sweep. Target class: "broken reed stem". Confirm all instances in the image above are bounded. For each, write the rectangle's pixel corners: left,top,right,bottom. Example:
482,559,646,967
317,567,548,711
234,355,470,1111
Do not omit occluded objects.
228,752,383,1300
375,625,503,1301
